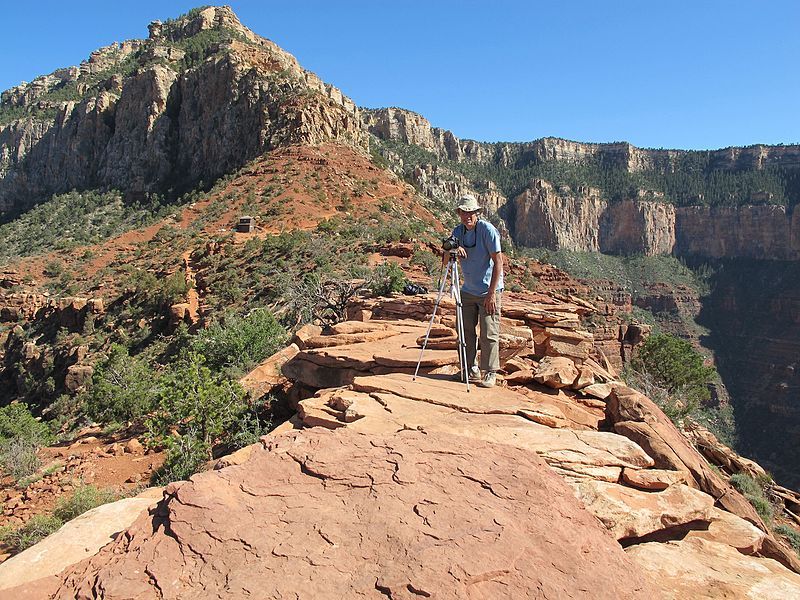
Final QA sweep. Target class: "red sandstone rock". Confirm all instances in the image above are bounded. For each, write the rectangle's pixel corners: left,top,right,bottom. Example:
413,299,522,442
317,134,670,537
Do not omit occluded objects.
626,537,800,598
533,356,579,389
30,428,656,599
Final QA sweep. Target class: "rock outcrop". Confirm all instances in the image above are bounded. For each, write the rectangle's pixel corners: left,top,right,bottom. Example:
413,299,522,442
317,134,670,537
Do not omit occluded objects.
7,291,800,597
15,428,657,599
0,6,364,214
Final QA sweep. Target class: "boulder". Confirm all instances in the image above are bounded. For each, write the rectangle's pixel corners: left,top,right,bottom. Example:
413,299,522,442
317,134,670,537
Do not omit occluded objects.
608,385,766,529
64,364,94,392
572,480,715,541
685,507,766,555
621,468,688,491
239,343,300,397
291,323,323,349
626,537,800,599
533,356,579,389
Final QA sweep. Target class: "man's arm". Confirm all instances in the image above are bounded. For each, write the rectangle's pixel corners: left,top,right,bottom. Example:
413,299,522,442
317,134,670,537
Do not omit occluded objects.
484,251,503,315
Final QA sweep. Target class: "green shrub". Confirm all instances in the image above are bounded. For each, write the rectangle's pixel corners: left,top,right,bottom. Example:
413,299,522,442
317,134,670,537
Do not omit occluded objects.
0,439,41,480
0,514,62,553
0,403,51,480
147,352,247,450
53,485,118,522
0,403,51,444
188,309,286,377
410,249,441,278
730,473,774,523
128,270,190,310
150,434,210,485
630,334,715,405
775,524,800,554
369,262,407,296
84,344,160,423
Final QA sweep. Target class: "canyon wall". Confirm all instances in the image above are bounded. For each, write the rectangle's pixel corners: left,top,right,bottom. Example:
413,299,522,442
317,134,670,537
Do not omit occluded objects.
697,260,800,488
363,107,800,172
511,182,800,260
366,107,800,261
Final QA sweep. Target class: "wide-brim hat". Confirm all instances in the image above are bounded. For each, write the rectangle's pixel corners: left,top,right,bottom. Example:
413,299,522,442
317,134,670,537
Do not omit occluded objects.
456,194,481,212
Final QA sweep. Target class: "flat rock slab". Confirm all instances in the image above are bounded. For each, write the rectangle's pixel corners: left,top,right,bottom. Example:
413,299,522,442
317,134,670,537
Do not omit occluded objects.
0,490,162,592
34,428,656,599
239,343,299,396
312,383,653,471
572,480,714,540
353,373,572,418
626,537,800,599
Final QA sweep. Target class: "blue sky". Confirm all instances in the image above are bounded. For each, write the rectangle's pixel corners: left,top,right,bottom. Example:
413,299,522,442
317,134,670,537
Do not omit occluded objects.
2,1,798,150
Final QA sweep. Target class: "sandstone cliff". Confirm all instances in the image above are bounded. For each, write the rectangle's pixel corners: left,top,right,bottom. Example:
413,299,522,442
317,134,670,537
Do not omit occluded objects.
365,106,800,173
509,180,677,256
0,6,364,214
366,107,800,260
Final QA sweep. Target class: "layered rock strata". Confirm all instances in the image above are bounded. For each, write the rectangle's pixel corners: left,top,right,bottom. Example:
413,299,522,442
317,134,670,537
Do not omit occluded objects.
0,6,364,213
364,107,800,172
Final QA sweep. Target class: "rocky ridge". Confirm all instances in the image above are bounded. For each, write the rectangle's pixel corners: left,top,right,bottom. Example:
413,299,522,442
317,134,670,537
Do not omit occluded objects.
363,107,800,174
4,290,800,597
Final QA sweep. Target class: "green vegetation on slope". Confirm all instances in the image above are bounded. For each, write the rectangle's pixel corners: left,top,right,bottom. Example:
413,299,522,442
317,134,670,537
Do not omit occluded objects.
518,248,711,296
623,333,736,446
0,190,177,263
375,137,800,207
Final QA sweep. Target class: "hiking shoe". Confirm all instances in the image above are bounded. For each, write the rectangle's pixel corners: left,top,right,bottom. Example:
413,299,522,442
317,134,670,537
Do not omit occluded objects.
479,371,497,388
451,366,481,382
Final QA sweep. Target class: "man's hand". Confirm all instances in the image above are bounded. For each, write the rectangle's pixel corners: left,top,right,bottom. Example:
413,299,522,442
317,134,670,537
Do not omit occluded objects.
484,292,497,315
456,247,467,259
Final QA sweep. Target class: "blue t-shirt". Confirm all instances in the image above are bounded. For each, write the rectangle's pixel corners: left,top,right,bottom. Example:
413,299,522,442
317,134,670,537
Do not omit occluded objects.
452,220,504,296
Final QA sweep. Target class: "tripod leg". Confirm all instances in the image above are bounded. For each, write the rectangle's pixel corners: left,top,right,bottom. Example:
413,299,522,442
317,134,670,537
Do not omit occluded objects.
452,261,470,392
413,260,452,380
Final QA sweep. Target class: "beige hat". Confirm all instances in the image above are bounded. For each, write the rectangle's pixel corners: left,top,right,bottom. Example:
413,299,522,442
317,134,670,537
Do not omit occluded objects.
456,194,481,212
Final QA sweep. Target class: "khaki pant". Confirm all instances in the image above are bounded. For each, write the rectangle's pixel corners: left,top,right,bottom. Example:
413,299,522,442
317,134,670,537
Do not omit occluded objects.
461,291,502,373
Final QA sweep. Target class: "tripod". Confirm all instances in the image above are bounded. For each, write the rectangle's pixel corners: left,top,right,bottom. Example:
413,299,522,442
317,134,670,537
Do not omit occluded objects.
413,251,471,391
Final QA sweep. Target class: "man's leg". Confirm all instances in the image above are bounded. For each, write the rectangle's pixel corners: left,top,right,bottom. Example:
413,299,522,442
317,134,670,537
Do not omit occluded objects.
479,291,502,372
460,291,480,371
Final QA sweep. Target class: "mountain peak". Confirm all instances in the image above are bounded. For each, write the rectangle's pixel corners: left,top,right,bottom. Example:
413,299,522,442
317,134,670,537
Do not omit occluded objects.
147,5,257,44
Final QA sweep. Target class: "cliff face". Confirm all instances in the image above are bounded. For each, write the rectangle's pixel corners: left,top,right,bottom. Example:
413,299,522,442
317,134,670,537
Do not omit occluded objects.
366,107,800,260
511,179,605,251
510,180,676,256
675,206,800,260
0,6,364,213
510,181,800,260
365,106,800,173
697,260,800,488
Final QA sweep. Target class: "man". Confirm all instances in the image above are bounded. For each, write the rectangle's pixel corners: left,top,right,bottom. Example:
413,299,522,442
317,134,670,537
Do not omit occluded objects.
447,194,504,388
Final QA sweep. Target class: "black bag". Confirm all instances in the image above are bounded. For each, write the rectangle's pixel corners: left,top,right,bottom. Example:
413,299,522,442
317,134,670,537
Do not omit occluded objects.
403,283,428,295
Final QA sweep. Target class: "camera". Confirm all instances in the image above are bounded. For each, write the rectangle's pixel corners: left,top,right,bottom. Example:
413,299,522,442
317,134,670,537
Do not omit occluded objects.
441,235,459,251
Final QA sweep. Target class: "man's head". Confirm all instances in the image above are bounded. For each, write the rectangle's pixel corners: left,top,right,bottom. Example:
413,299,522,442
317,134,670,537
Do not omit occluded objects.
456,194,481,230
